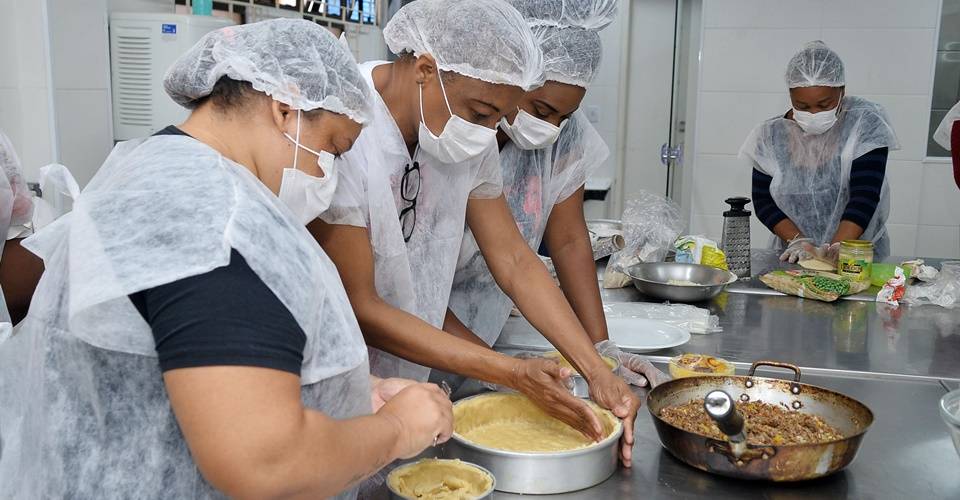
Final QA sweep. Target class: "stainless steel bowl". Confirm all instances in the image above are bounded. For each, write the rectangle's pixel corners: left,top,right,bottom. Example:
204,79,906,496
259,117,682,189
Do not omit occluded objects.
940,388,960,460
386,458,495,500
624,262,737,303
442,394,623,494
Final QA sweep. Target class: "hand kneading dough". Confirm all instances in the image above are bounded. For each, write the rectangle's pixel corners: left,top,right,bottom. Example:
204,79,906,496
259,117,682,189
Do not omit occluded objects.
388,459,493,500
453,393,621,453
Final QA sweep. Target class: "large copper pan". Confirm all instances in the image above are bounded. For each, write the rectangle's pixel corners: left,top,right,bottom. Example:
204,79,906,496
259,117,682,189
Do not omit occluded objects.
646,361,874,481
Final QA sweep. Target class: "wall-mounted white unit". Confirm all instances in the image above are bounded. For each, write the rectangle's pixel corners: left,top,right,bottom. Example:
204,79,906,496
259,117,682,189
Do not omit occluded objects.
109,13,234,141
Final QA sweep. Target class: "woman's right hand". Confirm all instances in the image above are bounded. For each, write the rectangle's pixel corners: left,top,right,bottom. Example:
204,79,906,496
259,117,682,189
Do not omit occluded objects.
509,358,606,442
376,383,454,459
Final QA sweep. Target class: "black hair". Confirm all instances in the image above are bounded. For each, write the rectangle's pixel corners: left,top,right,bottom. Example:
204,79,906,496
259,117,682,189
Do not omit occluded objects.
186,76,326,120
185,76,254,111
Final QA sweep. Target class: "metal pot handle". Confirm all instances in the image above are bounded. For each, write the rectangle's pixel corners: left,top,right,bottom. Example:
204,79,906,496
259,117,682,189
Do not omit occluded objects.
747,360,801,382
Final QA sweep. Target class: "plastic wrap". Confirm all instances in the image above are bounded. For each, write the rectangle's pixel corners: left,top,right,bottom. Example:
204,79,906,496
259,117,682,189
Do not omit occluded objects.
604,191,684,288
904,261,960,309
602,302,721,335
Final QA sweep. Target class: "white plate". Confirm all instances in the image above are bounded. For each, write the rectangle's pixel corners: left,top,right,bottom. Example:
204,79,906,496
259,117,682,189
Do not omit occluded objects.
606,317,690,353
498,316,690,353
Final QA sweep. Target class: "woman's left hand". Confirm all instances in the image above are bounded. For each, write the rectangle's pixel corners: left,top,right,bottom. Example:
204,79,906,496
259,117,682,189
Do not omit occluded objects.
371,376,418,412
586,370,641,468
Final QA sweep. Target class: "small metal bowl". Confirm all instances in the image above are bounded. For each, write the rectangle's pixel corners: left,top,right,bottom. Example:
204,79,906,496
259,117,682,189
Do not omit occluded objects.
543,350,620,398
624,262,737,303
386,458,495,500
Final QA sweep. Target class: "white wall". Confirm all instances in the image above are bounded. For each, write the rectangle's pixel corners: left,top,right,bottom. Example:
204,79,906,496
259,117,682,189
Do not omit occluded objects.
49,0,115,188
578,5,627,219
1,0,384,189
687,0,958,258
0,0,56,184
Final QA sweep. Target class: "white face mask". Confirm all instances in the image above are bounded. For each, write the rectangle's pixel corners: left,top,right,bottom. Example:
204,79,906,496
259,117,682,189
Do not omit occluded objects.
499,108,567,150
793,93,842,135
418,69,497,163
278,110,339,225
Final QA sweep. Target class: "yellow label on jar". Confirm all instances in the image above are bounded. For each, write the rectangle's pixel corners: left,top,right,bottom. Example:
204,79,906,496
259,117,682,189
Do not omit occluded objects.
838,258,870,282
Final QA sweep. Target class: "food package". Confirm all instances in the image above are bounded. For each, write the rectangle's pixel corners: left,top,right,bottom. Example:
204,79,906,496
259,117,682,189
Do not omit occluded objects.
876,266,907,306
674,235,729,271
759,270,871,302
605,191,685,289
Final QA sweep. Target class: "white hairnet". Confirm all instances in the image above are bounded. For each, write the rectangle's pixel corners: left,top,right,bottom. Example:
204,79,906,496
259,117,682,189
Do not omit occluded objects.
506,0,619,30
534,26,603,88
382,0,544,91
934,100,960,151
164,18,371,123
507,0,619,87
786,40,845,88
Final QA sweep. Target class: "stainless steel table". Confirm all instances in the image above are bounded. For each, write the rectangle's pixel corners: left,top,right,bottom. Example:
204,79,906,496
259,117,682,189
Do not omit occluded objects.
489,371,958,500
497,254,960,382
480,253,960,498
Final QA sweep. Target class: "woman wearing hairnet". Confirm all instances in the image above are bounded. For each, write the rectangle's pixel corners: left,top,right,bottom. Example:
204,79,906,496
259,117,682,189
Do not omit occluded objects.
0,20,452,499
311,0,640,466
933,100,960,189
0,132,43,330
443,0,668,425
740,41,899,262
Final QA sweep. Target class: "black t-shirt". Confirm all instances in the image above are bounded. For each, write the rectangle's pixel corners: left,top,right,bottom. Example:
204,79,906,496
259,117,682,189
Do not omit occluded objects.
129,126,306,375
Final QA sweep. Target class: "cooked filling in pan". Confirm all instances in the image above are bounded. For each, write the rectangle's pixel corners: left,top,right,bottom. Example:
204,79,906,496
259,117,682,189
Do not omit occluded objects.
658,400,844,445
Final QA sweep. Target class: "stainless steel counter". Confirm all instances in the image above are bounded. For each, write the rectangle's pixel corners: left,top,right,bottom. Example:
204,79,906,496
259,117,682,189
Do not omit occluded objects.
370,252,960,499
497,254,960,382
479,254,960,498
491,371,959,499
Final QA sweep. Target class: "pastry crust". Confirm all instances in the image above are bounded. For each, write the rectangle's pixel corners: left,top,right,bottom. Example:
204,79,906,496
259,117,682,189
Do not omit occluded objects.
387,459,493,500
453,393,620,453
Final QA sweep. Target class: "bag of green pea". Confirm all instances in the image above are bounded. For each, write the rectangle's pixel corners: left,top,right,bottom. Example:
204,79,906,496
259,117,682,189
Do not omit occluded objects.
759,270,870,302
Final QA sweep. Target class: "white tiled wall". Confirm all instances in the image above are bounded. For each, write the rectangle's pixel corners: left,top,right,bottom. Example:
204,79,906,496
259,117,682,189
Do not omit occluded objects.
0,0,56,182
579,9,626,218
49,0,115,188
688,0,958,258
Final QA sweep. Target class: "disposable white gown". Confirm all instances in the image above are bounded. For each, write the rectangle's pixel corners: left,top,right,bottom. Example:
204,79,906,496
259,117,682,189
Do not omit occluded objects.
739,96,899,259
0,135,370,499
0,131,33,339
447,111,608,347
934,100,960,151
321,61,503,382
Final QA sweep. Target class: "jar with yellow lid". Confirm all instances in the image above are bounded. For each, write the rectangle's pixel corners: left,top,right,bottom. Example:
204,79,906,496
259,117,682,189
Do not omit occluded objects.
837,240,873,283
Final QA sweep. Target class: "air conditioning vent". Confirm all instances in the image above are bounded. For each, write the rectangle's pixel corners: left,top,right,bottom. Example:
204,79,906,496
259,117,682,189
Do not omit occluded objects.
109,13,235,140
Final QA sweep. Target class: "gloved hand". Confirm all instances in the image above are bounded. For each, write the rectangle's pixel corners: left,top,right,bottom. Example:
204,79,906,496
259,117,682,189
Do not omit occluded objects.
805,242,841,266
596,340,671,389
779,237,814,263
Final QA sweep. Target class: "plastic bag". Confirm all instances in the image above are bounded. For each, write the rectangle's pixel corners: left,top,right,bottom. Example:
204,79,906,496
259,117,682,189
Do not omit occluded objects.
876,266,906,306
604,191,684,288
602,302,721,334
904,261,960,308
